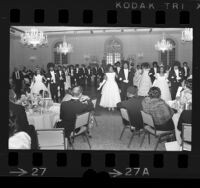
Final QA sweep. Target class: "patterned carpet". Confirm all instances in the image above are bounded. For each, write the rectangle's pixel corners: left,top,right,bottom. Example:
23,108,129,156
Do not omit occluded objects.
70,86,166,150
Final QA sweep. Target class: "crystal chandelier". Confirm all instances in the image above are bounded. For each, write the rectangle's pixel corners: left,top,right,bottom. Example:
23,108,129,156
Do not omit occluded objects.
181,28,193,42
155,33,173,52
20,27,48,48
57,36,73,55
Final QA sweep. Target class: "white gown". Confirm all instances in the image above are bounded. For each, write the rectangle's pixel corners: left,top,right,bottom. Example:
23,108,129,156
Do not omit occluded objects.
100,72,121,108
30,74,48,95
153,73,172,102
64,70,71,90
138,69,152,96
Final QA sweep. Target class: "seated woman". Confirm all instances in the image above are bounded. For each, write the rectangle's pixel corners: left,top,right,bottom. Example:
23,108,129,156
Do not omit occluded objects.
142,87,175,131
9,109,31,150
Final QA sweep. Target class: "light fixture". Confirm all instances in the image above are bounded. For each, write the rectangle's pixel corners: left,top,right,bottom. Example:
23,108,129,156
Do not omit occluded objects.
57,36,73,55
20,27,48,49
155,33,173,52
181,28,193,42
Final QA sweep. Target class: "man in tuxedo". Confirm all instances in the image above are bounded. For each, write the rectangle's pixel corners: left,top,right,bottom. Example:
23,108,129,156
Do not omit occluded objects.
69,65,75,87
12,67,24,99
9,89,38,149
168,61,184,100
149,61,160,84
57,65,66,100
79,64,86,88
182,62,190,81
92,65,98,87
74,64,80,86
118,61,132,100
129,62,135,86
85,65,93,86
117,86,144,130
46,65,59,102
58,86,94,139
114,61,121,87
98,63,105,83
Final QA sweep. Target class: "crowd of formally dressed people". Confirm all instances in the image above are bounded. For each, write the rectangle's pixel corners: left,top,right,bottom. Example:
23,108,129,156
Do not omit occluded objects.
9,60,192,150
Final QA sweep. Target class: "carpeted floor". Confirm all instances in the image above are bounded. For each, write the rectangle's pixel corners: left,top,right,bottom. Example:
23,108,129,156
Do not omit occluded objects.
70,85,166,151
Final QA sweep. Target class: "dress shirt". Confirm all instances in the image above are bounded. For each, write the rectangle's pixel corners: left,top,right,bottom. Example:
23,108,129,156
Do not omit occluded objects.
154,67,157,74
15,71,20,79
124,69,129,82
117,67,120,74
174,69,180,79
184,67,187,76
50,71,56,83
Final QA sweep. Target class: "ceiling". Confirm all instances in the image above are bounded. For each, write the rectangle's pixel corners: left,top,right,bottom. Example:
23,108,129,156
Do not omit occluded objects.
10,26,184,36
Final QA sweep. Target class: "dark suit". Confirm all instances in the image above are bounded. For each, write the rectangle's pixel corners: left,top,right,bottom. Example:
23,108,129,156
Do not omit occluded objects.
9,101,38,149
79,68,86,87
85,68,93,86
118,69,132,100
98,67,105,82
114,67,121,87
46,71,59,102
182,66,190,80
74,68,80,86
168,68,184,100
149,67,160,83
59,99,94,138
57,70,66,99
69,68,75,87
117,96,144,130
92,67,98,86
12,71,24,99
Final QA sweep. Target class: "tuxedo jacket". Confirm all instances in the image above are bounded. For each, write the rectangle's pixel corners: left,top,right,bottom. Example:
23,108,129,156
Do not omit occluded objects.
168,68,184,84
92,67,98,76
118,69,132,84
85,68,93,78
68,68,75,77
182,66,190,79
148,67,160,81
97,67,104,77
12,71,24,83
59,99,94,137
46,71,59,85
78,68,86,79
57,70,66,84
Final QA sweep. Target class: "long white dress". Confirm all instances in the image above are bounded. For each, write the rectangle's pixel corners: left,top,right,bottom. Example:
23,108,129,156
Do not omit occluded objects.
133,69,142,87
138,68,152,96
64,70,71,90
153,73,172,102
99,72,121,108
30,74,48,95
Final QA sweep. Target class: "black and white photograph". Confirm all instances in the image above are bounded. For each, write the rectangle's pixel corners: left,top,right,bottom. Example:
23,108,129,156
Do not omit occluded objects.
9,26,192,151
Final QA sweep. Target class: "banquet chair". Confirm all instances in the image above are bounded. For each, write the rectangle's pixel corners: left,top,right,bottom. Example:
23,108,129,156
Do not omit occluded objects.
91,99,98,127
140,111,175,151
36,128,67,150
119,108,142,148
69,112,91,150
182,123,192,151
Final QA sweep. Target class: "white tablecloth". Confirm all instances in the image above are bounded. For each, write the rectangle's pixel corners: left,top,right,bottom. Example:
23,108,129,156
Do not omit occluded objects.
27,111,59,130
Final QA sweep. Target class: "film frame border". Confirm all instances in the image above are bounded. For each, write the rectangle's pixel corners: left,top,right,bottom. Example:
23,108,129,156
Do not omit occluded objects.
0,0,200,178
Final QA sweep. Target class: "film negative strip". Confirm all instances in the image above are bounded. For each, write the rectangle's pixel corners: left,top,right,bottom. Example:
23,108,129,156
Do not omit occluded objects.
0,0,200,179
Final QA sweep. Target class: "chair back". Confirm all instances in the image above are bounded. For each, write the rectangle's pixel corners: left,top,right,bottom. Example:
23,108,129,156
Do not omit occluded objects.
75,112,90,129
141,111,154,128
182,123,192,143
91,99,97,109
120,108,130,122
36,128,66,150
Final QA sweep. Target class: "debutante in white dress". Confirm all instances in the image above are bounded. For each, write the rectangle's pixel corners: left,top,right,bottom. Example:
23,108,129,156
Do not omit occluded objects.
30,74,48,95
133,68,142,87
153,73,172,102
64,70,71,90
138,68,152,96
99,72,121,108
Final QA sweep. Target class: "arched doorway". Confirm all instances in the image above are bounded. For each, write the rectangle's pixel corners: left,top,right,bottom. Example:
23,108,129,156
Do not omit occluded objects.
53,41,68,64
104,37,123,65
160,38,176,67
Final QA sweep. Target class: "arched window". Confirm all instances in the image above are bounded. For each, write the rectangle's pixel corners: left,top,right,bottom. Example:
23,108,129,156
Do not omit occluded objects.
104,38,123,65
160,38,176,67
53,41,68,64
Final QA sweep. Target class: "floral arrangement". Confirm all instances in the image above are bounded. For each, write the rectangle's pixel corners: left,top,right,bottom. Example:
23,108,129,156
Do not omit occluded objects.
16,93,44,112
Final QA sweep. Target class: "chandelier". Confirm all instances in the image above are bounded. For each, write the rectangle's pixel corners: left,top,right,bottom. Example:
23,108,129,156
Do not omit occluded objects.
155,33,173,52
57,36,73,55
181,28,193,42
20,27,48,48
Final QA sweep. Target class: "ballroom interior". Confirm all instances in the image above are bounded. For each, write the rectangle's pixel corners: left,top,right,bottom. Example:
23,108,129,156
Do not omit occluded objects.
9,27,193,151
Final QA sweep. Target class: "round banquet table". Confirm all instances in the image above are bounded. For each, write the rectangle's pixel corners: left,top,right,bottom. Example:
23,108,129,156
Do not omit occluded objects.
26,111,59,130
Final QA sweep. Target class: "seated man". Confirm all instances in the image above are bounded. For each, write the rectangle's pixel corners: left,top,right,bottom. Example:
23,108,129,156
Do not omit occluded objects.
58,86,94,139
117,86,144,130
